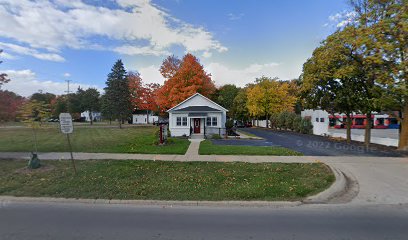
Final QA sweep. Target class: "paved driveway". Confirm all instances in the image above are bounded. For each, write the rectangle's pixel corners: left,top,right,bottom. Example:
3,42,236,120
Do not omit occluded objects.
212,128,405,157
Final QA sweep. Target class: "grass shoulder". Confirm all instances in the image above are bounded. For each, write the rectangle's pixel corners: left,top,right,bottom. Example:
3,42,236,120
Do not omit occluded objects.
199,140,302,156
0,125,190,154
0,160,334,201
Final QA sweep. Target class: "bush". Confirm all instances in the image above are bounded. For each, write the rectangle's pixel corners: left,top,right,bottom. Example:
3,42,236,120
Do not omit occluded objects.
277,112,287,129
285,112,297,131
300,118,313,134
293,115,302,132
270,113,279,129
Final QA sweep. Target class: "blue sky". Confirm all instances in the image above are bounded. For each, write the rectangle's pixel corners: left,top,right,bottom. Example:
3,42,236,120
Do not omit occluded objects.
0,0,351,96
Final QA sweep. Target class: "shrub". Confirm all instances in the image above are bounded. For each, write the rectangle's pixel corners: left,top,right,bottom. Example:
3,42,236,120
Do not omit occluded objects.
300,118,313,134
270,113,279,129
284,112,297,131
293,115,302,133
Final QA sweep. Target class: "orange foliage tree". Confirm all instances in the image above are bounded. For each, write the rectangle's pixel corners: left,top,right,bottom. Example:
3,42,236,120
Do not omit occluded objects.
128,71,161,112
156,53,216,111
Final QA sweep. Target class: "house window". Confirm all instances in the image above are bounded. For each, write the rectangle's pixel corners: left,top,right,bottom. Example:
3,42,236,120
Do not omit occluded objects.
182,117,187,126
212,117,217,126
315,118,319,122
320,118,325,122
176,117,181,126
206,117,211,126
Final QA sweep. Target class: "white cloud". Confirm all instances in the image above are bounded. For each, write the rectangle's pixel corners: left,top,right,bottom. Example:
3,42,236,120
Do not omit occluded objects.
0,42,65,62
2,69,102,97
0,0,226,59
326,11,357,28
228,13,244,21
138,65,164,85
205,62,297,87
63,73,71,78
0,50,16,59
114,45,170,56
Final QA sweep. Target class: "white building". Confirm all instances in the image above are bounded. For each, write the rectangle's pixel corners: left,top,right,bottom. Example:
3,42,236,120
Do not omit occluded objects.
81,111,102,122
132,110,158,124
167,93,228,138
301,109,329,135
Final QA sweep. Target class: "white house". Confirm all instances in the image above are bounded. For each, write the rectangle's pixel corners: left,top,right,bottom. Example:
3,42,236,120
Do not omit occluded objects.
167,93,228,138
81,111,102,122
132,110,158,124
301,109,329,135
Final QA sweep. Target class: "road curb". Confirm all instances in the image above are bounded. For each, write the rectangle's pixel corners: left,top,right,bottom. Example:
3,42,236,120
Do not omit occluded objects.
303,165,347,204
0,196,302,208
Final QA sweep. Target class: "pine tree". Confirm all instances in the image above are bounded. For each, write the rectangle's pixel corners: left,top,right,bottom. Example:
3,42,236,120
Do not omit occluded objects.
104,60,131,128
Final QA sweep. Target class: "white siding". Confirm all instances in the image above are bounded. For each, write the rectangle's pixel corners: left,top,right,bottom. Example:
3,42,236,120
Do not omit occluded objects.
132,114,158,124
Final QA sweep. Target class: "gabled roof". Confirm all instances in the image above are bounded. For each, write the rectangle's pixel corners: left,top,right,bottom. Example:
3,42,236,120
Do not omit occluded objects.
174,106,221,112
167,93,228,112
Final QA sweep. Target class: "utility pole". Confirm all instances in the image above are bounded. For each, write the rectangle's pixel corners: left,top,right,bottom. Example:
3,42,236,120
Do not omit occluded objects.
65,80,72,113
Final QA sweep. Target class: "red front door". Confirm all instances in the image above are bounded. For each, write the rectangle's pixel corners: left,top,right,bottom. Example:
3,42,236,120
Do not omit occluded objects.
193,118,200,133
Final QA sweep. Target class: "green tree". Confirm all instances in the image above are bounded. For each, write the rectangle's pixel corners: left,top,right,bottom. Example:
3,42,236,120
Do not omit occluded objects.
349,0,408,149
104,60,131,128
216,84,240,117
100,94,114,125
30,92,56,105
80,88,100,125
232,88,249,121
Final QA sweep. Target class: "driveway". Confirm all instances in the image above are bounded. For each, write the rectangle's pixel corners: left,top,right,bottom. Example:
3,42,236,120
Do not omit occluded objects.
211,128,405,157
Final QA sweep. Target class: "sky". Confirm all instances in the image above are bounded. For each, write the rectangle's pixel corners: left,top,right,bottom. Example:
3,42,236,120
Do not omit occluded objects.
0,0,353,97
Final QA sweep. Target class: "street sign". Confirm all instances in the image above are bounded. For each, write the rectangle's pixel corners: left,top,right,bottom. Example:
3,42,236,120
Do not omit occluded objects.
59,112,76,174
59,113,73,134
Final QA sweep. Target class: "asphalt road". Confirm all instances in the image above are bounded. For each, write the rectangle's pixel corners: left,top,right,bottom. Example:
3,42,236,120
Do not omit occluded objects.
329,128,399,140
212,128,403,157
1,202,408,240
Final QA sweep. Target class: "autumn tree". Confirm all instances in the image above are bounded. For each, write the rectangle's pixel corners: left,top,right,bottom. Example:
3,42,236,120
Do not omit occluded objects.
50,96,68,117
0,50,10,89
18,100,51,156
156,54,216,111
159,55,181,79
246,77,297,127
0,90,25,122
104,60,131,128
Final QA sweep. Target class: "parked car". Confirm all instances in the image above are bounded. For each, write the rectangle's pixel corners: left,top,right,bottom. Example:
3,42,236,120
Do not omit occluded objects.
235,121,245,128
245,122,252,128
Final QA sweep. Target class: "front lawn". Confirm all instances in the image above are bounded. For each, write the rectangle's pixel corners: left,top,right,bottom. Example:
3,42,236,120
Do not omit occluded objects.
0,160,334,201
199,140,302,156
0,125,190,154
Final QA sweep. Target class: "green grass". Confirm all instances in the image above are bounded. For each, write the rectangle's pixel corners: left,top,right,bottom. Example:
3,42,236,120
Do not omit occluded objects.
199,140,302,156
0,125,190,154
0,160,334,201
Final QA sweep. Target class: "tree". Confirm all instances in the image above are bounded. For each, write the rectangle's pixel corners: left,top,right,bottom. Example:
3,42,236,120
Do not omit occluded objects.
301,30,366,143
30,92,56,105
348,0,408,149
246,77,297,127
156,53,216,111
50,95,68,118
215,84,240,117
79,88,100,125
100,94,114,124
0,90,25,122
159,55,181,79
104,60,132,128
231,88,249,121
18,100,51,154
0,50,10,89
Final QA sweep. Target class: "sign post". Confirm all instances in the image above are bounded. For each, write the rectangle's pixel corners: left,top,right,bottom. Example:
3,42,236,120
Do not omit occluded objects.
59,113,76,174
